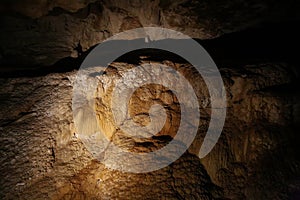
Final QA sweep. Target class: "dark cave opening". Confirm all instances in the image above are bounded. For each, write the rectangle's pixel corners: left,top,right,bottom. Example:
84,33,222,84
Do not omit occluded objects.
1,20,300,77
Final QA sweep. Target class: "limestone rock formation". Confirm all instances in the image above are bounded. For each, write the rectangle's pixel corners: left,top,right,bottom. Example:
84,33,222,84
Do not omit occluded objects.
0,55,299,199
1,0,300,199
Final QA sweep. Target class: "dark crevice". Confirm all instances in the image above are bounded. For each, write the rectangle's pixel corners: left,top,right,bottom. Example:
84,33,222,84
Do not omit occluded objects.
259,82,300,95
200,20,300,68
47,1,103,19
0,44,97,78
1,20,300,78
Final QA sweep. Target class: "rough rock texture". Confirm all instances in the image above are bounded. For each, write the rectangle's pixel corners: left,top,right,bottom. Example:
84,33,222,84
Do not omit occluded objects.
1,0,300,199
0,54,299,199
1,0,299,67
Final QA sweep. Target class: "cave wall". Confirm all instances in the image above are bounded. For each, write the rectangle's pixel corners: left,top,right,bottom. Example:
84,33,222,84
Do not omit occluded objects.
1,0,300,200
1,59,299,199
0,0,299,67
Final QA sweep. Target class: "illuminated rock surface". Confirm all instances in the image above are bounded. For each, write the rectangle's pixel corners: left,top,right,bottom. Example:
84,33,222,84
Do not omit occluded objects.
0,59,299,199
1,0,300,199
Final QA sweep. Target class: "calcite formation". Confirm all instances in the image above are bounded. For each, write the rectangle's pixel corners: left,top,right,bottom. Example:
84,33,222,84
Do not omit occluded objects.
0,56,299,199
